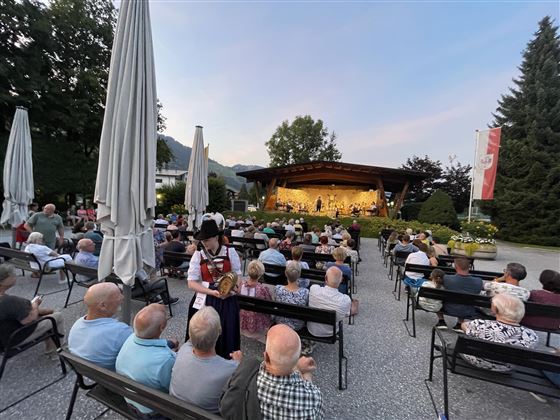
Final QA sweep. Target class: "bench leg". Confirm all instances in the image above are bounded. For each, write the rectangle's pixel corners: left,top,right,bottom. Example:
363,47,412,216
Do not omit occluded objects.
411,296,417,339
338,325,347,390
33,272,44,297
442,352,449,419
65,378,80,420
546,332,551,347
64,280,75,308
428,328,436,381
0,353,7,382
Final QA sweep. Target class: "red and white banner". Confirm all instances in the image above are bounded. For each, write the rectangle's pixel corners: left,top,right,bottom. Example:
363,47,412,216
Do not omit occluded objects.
472,127,501,200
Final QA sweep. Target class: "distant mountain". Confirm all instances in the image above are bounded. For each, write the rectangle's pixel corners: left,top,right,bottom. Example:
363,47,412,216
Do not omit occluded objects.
160,135,264,191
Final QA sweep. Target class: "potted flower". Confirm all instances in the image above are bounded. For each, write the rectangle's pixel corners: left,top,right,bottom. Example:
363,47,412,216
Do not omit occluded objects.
447,221,498,260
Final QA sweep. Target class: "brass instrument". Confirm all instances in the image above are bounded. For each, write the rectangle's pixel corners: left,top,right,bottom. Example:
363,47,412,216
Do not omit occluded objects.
216,271,238,295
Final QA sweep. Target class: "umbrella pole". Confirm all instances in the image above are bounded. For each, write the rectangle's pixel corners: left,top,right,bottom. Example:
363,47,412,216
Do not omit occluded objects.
11,227,16,249
121,284,132,325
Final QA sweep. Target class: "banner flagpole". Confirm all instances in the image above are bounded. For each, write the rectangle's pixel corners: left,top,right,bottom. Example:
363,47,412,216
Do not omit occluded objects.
467,130,480,223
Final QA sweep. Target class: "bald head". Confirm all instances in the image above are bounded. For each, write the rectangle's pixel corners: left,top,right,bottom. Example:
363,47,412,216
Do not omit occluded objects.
268,238,279,249
264,324,301,376
84,282,122,318
77,238,95,253
134,303,167,339
43,203,56,215
325,266,343,288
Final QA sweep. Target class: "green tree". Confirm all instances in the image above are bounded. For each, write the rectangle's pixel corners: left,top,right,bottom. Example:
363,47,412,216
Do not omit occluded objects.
208,177,228,212
400,155,443,202
418,190,459,229
237,183,250,200
156,181,185,213
486,17,560,245
440,162,472,213
265,115,342,167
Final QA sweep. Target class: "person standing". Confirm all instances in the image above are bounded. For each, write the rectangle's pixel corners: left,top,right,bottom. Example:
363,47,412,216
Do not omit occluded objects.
24,203,64,250
186,219,242,359
315,196,322,213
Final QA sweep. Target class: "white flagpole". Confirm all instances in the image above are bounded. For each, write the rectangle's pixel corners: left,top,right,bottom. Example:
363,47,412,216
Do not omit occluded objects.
467,130,480,223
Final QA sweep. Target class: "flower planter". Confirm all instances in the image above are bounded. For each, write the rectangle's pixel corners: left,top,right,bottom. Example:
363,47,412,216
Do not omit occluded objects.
452,243,497,260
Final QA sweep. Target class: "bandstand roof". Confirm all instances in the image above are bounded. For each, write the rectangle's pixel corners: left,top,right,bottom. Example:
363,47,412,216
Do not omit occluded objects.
236,161,428,192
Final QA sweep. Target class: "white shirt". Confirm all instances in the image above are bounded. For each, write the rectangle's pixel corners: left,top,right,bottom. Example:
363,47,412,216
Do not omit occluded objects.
283,224,295,232
404,251,430,279
307,285,351,337
187,246,241,281
24,243,55,269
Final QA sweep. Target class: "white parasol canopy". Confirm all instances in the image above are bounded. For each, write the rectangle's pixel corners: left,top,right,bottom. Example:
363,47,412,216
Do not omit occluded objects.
94,0,157,291
1,107,34,227
185,126,209,230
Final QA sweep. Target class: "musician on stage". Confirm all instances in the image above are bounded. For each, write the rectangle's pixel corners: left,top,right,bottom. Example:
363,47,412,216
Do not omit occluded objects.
316,195,322,212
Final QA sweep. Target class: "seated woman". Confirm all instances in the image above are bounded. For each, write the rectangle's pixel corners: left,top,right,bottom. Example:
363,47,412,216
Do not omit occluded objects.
418,268,445,312
461,294,538,372
522,269,560,331
274,261,309,332
24,232,72,281
287,246,310,288
427,246,439,267
239,260,272,343
77,205,88,223
325,247,352,294
86,206,96,222
278,230,295,251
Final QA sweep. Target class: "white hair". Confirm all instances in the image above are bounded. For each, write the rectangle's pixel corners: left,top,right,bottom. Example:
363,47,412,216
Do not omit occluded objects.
285,261,301,283
493,293,525,322
27,232,44,244
189,306,221,351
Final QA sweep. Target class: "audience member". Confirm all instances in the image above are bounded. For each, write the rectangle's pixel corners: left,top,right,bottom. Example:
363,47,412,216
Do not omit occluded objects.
436,257,483,331
427,246,439,267
279,230,296,251
116,304,177,417
24,232,72,281
288,246,310,288
402,242,430,289
0,263,65,354
301,234,316,253
74,238,99,268
522,269,560,330
239,261,272,342
171,306,241,413
325,247,351,295
258,238,287,277
418,269,445,312
431,236,449,257
483,262,530,301
274,262,309,332
24,203,65,250
307,267,351,339
68,283,131,370
257,325,323,419
461,294,538,372
84,221,103,256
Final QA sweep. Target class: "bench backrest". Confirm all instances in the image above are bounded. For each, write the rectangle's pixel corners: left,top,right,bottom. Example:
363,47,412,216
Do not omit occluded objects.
237,294,337,326
162,251,192,266
454,335,560,373
65,261,121,284
59,351,221,420
0,247,40,266
418,287,491,308
405,263,500,281
263,263,326,283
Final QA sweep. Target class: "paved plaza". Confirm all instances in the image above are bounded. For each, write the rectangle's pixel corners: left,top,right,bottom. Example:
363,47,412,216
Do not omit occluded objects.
0,234,558,419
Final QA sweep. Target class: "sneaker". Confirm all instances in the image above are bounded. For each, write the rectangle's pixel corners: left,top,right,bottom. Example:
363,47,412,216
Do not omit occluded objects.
435,320,448,330
452,323,464,333
163,297,179,306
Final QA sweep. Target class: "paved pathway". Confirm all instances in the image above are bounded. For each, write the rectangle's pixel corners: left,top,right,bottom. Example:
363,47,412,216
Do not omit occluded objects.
0,238,558,419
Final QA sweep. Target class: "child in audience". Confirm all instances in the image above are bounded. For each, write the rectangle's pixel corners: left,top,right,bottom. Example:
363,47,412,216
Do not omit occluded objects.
418,269,445,312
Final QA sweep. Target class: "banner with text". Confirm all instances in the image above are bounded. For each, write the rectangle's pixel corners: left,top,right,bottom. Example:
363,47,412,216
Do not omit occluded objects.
472,127,501,200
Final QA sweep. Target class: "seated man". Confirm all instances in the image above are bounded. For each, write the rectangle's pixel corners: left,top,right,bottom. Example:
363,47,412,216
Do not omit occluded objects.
257,324,323,419
258,238,286,278
461,294,538,372
437,257,483,331
68,282,131,370
116,304,177,417
307,267,351,338
171,306,241,413
392,234,418,258
74,238,99,268
483,262,530,301
84,221,103,256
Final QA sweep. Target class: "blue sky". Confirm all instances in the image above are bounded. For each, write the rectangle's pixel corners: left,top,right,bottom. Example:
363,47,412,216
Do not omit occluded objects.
143,0,559,168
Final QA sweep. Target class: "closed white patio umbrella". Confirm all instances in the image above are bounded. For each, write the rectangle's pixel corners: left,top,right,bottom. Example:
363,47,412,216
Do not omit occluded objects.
1,107,34,246
94,0,157,324
185,126,209,230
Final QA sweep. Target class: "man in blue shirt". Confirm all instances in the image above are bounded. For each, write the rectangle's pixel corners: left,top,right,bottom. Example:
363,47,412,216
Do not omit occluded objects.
68,283,131,370
84,222,103,256
258,238,286,278
437,257,483,332
74,238,99,268
116,303,177,416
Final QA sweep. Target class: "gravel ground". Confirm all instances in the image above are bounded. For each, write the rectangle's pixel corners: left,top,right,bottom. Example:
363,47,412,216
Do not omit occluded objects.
0,233,558,420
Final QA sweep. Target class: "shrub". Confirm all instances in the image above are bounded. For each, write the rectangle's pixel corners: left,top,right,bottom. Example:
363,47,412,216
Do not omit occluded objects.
418,190,459,229
460,220,498,239
401,202,423,220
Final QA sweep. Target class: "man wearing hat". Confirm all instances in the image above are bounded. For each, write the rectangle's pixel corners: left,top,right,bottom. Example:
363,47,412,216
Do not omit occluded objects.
186,219,242,360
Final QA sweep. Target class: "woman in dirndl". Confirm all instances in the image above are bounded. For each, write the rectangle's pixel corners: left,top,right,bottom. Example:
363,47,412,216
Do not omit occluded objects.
186,218,241,359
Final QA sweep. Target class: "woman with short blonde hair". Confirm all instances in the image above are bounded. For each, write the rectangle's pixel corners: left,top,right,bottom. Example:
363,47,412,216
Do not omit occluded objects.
238,260,271,342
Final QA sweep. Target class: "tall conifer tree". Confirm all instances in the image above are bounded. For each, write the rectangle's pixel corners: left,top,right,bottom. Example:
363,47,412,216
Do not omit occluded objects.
489,17,560,246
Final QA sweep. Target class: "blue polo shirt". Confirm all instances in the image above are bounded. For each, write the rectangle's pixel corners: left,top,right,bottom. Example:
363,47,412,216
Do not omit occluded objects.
68,317,132,371
116,335,177,413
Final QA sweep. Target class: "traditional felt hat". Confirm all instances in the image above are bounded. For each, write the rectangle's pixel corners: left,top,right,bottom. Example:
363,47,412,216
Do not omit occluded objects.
195,219,221,240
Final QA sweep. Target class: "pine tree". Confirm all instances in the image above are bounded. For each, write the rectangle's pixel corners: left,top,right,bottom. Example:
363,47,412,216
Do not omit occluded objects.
489,16,560,246
418,190,459,229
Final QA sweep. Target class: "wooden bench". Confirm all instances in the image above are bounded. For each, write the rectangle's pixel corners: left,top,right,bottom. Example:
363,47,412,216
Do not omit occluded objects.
64,262,174,316
161,250,192,277
237,294,348,390
59,351,220,420
0,247,69,297
427,327,560,419
436,254,475,270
